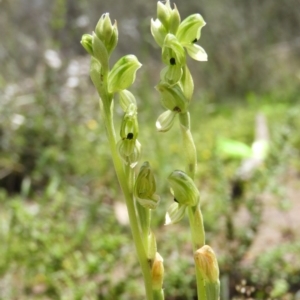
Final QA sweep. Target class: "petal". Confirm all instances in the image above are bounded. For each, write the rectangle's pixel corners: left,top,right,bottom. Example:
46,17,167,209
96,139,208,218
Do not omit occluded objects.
185,44,208,61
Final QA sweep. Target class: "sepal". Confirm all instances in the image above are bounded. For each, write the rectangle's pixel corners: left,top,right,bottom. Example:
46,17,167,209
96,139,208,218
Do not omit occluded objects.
108,55,142,93
167,170,200,206
156,110,177,132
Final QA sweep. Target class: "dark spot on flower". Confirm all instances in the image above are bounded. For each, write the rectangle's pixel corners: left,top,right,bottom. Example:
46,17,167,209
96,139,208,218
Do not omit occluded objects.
174,198,178,203
127,133,134,139
173,107,181,112
170,57,176,65
192,38,198,43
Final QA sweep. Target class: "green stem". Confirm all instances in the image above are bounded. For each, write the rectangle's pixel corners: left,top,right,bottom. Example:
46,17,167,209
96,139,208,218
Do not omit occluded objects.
179,112,207,300
101,99,153,300
153,289,164,300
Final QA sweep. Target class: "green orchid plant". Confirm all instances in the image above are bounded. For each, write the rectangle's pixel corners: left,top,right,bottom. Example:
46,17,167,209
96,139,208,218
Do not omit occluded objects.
81,1,220,299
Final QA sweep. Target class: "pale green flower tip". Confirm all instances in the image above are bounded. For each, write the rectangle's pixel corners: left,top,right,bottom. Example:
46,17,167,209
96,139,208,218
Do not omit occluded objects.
108,55,142,93
81,34,94,56
151,18,167,48
118,139,141,168
156,110,177,132
167,170,200,206
151,252,164,291
157,1,171,30
194,245,220,283
165,202,186,225
169,4,181,34
134,162,160,209
118,90,137,112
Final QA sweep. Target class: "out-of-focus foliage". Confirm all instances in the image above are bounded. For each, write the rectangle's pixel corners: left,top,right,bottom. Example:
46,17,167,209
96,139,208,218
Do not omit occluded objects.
1,0,300,299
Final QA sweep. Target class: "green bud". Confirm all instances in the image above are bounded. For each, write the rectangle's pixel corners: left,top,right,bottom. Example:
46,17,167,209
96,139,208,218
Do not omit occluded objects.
160,64,182,86
151,252,164,291
167,170,200,206
108,55,142,93
118,90,137,112
134,161,160,209
156,110,177,132
185,44,207,61
165,202,186,225
169,4,181,34
194,245,220,300
95,13,118,54
92,32,109,72
162,34,186,66
180,65,194,101
157,1,171,30
155,82,188,113
177,13,206,46
151,18,167,48
81,34,94,56
120,103,138,140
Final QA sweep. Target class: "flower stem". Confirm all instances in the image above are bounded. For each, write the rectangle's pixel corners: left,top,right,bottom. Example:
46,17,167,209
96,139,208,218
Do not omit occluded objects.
101,98,153,300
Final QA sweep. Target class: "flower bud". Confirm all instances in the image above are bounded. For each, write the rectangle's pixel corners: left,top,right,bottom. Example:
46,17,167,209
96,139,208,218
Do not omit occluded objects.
108,55,142,93
81,34,94,56
176,14,206,46
165,202,186,225
167,170,200,206
95,13,118,54
118,90,137,112
151,252,164,290
134,162,160,209
155,82,188,113
162,34,186,67
194,245,220,300
156,110,177,132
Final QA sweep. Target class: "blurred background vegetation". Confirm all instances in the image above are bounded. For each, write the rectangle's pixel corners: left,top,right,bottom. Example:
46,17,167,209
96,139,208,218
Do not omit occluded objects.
0,0,300,299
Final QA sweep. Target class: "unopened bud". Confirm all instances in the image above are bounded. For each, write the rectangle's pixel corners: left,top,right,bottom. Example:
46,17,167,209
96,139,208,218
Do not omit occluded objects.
194,245,220,300
81,34,94,56
194,245,219,282
108,55,142,93
167,170,200,206
151,252,164,291
92,32,109,72
157,1,171,30
134,162,160,209
95,13,118,54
